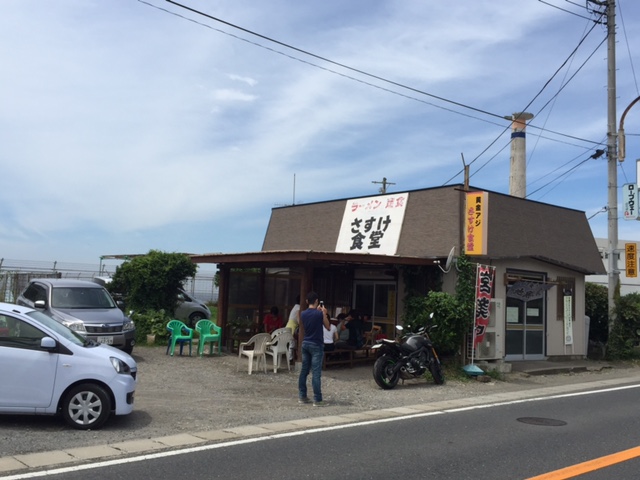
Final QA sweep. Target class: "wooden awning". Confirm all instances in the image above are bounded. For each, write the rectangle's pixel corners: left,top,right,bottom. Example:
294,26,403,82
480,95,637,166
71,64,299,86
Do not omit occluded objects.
189,250,438,268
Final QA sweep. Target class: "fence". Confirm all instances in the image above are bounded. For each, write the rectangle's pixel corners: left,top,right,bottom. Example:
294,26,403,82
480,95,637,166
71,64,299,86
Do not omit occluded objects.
0,258,218,304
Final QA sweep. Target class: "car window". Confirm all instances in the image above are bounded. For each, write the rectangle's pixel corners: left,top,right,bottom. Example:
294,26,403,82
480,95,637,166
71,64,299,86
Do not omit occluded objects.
51,287,116,309
0,314,46,350
23,283,47,303
25,310,86,346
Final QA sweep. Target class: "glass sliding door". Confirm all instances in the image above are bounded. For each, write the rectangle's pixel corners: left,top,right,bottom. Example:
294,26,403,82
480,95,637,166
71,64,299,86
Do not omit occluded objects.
504,272,549,361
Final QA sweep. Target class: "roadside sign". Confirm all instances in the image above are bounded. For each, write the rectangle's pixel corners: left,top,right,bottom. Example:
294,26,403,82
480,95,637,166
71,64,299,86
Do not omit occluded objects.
626,243,637,278
623,183,639,220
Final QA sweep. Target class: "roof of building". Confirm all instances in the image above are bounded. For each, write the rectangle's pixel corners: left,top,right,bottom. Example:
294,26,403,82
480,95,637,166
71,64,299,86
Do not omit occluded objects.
194,184,606,275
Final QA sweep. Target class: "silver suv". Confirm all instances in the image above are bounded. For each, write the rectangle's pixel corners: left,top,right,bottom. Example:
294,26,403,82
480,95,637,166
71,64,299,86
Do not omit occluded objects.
175,289,211,328
17,278,136,354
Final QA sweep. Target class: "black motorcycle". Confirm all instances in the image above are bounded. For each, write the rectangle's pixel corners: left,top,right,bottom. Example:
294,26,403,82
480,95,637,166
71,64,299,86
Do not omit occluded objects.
372,315,444,389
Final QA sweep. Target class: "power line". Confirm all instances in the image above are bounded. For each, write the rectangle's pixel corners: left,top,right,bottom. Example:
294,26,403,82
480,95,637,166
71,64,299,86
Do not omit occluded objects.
537,0,601,22
448,9,605,180
527,154,595,198
618,0,640,95
526,140,606,199
139,0,610,191
163,0,506,121
533,35,607,118
152,0,601,147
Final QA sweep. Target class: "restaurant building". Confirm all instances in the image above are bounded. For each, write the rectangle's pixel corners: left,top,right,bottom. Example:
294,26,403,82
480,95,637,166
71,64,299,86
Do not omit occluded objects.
192,184,605,362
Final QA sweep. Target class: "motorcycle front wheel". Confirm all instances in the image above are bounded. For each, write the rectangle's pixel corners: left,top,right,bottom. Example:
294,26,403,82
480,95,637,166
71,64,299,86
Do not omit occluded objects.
430,359,445,385
373,355,400,389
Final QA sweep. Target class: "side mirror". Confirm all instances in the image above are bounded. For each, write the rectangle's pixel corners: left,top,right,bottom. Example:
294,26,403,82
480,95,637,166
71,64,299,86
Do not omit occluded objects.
34,300,46,310
396,325,404,332
40,336,57,351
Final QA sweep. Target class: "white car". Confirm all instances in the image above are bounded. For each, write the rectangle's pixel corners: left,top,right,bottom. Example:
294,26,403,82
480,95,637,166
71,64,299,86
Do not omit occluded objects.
0,302,137,429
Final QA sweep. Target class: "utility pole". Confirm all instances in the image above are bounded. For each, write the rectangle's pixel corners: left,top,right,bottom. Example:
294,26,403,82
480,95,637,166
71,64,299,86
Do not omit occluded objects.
371,177,395,194
605,0,619,335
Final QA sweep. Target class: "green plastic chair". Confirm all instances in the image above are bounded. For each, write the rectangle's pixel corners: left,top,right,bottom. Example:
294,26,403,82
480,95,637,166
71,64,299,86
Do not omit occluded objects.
166,320,193,356
195,319,222,356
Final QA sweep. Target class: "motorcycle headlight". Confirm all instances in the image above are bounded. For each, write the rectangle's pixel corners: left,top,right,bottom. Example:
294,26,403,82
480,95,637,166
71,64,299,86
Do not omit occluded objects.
110,357,132,374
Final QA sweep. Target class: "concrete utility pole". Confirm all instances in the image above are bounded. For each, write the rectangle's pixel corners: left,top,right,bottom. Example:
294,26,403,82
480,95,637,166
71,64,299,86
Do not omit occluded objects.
605,0,619,334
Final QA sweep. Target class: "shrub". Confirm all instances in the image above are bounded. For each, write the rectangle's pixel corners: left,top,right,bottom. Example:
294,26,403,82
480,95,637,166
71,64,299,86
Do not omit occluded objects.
403,291,463,356
607,292,640,360
130,309,171,345
109,250,197,314
585,282,609,344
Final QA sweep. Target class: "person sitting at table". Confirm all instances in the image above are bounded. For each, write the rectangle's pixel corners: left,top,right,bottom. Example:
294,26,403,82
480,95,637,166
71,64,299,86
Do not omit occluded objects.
323,315,339,351
345,309,365,348
263,306,282,334
335,313,355,350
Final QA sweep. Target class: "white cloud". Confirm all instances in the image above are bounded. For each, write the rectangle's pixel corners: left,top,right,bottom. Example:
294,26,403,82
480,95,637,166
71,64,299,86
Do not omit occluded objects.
210,88,257,102
228,74,257,87
0,0,637,262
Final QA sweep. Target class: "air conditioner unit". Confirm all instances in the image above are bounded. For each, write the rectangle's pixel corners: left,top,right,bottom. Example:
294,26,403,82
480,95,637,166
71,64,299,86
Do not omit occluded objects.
477,332,496,359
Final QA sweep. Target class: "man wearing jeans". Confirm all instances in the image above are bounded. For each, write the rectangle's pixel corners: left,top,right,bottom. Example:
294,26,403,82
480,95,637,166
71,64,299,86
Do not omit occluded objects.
298,291,330,406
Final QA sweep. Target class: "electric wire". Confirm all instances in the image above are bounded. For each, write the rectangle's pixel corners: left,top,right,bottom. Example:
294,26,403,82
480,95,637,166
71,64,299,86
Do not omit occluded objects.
618,0,640,96
533,35,607,118
526,136,607,199
537,0,601,22
164,0,508,122
153,0,602,147
527,154,595,198
564,0,587,8
142,0,610,191
445,9,605,184
528,17,605,166
134,1,518,132
513,9,604,121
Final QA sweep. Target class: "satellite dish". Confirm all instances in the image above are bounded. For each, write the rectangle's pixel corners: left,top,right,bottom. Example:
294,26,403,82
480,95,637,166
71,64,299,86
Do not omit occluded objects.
436,246,456,274
444,246,455,271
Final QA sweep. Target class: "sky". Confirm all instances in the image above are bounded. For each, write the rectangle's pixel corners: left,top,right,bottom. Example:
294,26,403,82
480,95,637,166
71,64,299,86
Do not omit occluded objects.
2,0,640,266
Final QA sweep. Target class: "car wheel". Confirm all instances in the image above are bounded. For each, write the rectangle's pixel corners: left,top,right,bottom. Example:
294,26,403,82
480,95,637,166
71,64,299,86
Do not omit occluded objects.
61,384,112,430
123,345,134,355
188,312,205,328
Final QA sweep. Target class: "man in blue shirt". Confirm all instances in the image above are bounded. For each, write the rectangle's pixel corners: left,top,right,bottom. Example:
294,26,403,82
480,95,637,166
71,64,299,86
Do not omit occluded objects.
298,291,330,406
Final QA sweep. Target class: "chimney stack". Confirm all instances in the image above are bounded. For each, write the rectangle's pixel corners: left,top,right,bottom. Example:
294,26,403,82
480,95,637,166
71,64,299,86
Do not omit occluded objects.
506,112,534,198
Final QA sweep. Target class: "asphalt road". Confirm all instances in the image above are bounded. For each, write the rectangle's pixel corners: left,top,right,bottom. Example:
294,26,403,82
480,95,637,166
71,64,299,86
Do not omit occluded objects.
29,379,640,480
0,346,637,468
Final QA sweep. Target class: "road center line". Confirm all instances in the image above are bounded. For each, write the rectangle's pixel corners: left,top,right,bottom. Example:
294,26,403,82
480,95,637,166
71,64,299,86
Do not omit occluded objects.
526,445,640,480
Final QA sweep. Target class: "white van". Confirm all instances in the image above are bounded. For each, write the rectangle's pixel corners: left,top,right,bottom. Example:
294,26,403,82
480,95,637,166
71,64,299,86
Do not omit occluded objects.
0,302,137,429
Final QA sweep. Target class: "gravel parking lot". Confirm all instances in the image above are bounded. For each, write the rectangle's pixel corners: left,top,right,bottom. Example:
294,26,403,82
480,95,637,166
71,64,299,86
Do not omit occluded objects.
0,345,638,458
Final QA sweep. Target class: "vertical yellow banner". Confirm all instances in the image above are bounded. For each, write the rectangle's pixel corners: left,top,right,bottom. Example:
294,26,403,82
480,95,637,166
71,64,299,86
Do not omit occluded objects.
626,243,637,278
465,192,489,255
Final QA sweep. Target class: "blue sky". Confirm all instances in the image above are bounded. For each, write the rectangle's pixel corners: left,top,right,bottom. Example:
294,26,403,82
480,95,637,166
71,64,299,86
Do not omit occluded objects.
1,0,639,265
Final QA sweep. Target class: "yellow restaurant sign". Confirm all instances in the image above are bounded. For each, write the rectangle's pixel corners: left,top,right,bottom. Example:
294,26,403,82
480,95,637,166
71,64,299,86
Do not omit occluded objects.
465,191,488,255
626,243,637,278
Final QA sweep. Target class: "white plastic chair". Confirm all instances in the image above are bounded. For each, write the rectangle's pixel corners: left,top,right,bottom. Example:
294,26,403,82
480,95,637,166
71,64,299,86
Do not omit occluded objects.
271,327,291,337
237,333,271,374
265,331,293,373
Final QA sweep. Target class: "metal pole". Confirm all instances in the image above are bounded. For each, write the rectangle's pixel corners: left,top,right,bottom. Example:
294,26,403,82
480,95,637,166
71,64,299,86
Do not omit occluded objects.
606,0,619,335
